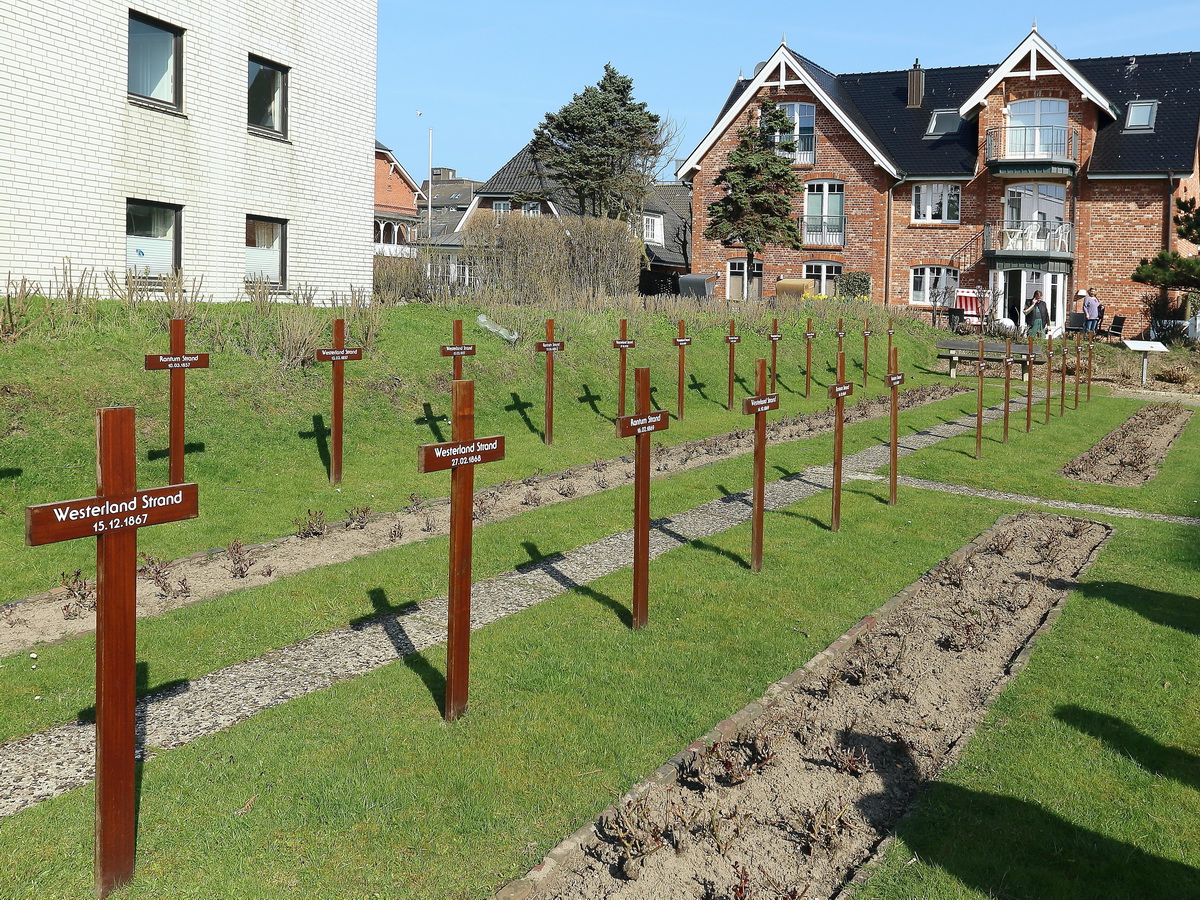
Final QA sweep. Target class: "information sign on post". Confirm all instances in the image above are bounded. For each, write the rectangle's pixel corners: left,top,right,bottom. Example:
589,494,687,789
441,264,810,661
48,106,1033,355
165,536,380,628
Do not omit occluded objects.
828,351,853,532
862,319,872,386
886,347,905,506
535,319,563,445
439,318,476,381
741,359,775,572
768,318,782,394
804,317,816,399
314,318,364,484
144,318,209,485
615,367,666,629
725,319,741,410
612,318,636,417
25,407,199,898
417,380,505,721
674,320,691,421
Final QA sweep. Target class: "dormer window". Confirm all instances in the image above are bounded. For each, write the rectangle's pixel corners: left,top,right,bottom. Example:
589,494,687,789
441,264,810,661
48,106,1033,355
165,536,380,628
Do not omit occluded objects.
1125,100,1158,131
925,109,961,138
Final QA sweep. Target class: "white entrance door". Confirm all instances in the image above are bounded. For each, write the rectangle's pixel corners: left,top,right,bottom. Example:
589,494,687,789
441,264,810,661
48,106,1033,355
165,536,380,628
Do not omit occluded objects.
995,269,1068,336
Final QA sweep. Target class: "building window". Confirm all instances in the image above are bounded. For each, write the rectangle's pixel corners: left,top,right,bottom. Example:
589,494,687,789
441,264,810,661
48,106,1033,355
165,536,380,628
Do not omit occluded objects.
910,266,959,305
804,262,842,296
128,12,182,108
1124,100,1158,131
643,213,664,245
521,201,541,218
727,259,763,300
1006,98,1069,158
246,216,286,286
925,109,962,137
775,102,815,164
493,200,511,223
804,182,844,245
126,200,180,276
912,183,961,223
248,56,287,135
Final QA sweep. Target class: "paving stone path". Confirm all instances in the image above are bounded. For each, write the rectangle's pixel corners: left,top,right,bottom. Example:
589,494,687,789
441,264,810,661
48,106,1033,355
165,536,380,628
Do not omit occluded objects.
2,394,1193,817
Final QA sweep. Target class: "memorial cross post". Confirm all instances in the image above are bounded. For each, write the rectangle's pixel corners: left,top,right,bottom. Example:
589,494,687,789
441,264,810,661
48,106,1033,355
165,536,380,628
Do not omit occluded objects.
314,318,364,484
144,318,209,485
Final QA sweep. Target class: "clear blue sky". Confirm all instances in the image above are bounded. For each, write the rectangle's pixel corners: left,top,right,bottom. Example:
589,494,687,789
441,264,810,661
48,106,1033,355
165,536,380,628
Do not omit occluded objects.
377,0,1200,185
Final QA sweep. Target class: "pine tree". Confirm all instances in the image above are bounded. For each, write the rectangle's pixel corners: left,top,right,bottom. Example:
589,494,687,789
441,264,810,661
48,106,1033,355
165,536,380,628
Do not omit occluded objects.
703,101,804,300
531,65,664,220
1132,196,1200,292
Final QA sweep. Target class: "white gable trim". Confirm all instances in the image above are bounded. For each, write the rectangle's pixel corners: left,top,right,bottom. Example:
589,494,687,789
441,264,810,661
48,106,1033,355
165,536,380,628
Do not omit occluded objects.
454,195,482,232
376,147,424,197
958,30,1117,119
676,44,898,181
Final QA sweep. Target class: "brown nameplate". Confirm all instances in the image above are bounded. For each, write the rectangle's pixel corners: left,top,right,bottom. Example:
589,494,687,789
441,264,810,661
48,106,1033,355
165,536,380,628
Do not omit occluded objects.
417,436,505,473
616,410,670,438
768,333,782,342
804,331,817,339
315,347,363,362
673,337,692,346
828,382,854,399
27,483,198,546
885,372,906,388
742,394,780,414
145,353,209,370
536,341,564,352
612,339,636,349
836,331,846,339
725,335,741,344
440,344,476,357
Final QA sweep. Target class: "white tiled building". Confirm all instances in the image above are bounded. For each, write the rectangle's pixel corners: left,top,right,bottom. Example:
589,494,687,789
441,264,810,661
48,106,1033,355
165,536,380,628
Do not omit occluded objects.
0,1,376,301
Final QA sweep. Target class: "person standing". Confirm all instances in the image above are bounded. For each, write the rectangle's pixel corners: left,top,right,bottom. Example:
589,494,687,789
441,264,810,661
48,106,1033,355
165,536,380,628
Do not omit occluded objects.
1023,290,1048,337
1084,288,1101,334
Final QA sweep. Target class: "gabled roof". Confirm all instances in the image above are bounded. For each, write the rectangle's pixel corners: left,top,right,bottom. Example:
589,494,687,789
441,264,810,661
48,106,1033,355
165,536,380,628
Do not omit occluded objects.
375,140,424,198
677,43,901,181
957,29,1118,119
643,183,691,269
475,142,560,197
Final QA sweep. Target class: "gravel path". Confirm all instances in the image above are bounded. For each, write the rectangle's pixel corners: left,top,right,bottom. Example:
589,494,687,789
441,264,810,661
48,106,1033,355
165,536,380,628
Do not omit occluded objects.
2,393,1190,819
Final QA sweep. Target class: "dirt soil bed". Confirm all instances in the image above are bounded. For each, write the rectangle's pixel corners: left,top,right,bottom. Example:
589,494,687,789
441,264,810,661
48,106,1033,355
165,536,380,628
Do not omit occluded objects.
514,513,1110,900
1,384,964,656
1061,402,1192,487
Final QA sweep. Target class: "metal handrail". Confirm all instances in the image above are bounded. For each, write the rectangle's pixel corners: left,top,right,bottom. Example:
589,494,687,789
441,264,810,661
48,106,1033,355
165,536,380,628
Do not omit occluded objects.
803,215,845,246
985,126,1079,163
983,219,1074,254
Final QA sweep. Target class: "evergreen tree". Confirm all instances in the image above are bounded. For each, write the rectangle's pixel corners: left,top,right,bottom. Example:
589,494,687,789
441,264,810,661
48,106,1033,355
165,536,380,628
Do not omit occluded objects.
703,101,804,300
531,65,665,220
1132,196,1200,292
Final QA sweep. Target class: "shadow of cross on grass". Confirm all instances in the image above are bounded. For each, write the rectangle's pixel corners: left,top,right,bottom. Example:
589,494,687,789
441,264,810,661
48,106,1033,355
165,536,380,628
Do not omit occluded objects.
653,516,750,570
298,414,331,478
1054,705,1200,794
505,392,540,438
577,383,611,423
147,442,206,463
518,540,630,627
414,402,448,442
355,587,442,712
0,467,22,479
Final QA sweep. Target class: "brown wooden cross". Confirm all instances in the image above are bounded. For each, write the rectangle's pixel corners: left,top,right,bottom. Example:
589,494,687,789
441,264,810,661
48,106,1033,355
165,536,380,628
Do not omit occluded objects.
836,317,846,354
440,318,476,381
1026,334,1035,433
144,318,209,485
314,318,364,484
1074,333,1082,409
828,351,853,532
25,407,199,898
804,317,816,399
535,319,563,445
725,318,741,410
767,318,782,393
885,317,895,369
741,358,778,572
1045,335,1054,425
616,367,669,629
1002,338,1013,444
1086,333,1095,402
674,320,691,421
885,347,905,506
1059,339,1068,417
862,318,872,386
417,380,505,721
975,340,986,459
612,318,636,417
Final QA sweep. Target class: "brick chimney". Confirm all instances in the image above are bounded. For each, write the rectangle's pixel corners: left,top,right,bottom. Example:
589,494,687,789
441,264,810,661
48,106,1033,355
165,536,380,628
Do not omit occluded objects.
907,60,924,109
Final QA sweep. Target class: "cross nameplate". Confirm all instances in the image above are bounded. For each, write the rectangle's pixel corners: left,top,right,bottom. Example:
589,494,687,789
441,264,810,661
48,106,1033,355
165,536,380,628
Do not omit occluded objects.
742,394,780,414
829,382,854,399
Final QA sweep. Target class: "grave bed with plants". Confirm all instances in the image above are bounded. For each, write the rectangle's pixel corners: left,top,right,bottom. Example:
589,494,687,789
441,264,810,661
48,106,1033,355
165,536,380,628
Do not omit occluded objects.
1060,402,1192,486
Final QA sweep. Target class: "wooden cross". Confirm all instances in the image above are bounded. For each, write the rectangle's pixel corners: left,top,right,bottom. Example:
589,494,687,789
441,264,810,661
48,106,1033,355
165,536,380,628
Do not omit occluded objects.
767,318,782,393
1026,335,1035,433
1086,334,1094,402
975,340,986,459
1059,340,1068,417
674,320,691,421
417,380,505,721
535,319,563,445
1002,338,1013,444
616,367,669,629
314,318,363,484
742,358,778,572
885,347,905,506
25,407,199,898
725,318,741,410
836,318,846,354
1074,333,1082,409
440,318,476,381
804,317,815,399
144,318,209,485
885,317,895,369
862,318,872,386
1044,335,1054,425
612,319,636,417
828,352,853,532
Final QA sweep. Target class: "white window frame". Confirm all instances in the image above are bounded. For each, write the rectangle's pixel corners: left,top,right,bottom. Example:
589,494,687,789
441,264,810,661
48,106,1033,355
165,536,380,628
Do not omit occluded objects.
911,183,961,223
775,102,815,164
642,213,664,245
493,200,511,223
804,181,845,246
248,55,288,137
910,266,959,306
246,215,287,287
521,201,540,218
804,261,842,296
128,11,182,110
925,109,961,137
1124,100,1158,131
726,259,763,300
126,199,181,277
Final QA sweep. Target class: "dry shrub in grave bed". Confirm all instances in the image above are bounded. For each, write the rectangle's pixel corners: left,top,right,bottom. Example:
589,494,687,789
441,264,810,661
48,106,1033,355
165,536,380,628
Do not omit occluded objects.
1061,403,1193,487
518,514,1110,900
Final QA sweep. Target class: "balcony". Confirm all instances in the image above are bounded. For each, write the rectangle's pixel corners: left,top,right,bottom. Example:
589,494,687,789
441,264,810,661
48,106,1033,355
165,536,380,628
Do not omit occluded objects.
803,215,844,248
984,125,1080,178
982,219,1075,272
775,134,816,167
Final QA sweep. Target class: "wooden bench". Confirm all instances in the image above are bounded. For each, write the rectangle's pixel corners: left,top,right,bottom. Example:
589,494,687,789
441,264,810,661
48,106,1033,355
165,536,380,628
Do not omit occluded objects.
935,339,1045,380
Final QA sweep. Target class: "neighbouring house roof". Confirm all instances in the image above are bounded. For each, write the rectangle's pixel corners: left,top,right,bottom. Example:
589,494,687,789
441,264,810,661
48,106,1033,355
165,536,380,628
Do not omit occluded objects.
375,139,424,198
678,32,1200,181
643,183,690,270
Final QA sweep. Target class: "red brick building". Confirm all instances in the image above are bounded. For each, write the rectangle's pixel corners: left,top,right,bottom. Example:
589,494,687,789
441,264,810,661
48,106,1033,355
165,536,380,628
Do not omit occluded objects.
374,140,423,256
678,29,1200,336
